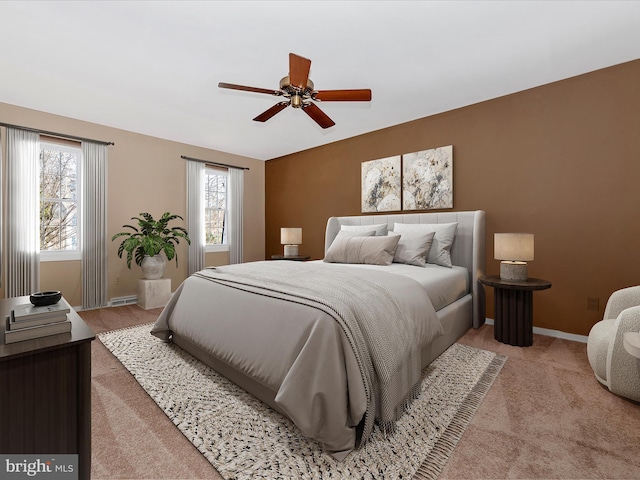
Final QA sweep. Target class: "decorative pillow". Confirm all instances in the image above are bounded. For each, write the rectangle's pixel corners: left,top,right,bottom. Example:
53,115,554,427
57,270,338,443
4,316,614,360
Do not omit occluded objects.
341,223,388,236
324,234,400,266
333,229,376,241
388,231,435,267
326,229,376,253
393,222,458,267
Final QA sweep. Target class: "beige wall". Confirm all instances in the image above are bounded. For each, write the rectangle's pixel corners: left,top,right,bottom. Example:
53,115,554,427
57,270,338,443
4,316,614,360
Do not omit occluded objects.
1,102,265,307
265,60,640,337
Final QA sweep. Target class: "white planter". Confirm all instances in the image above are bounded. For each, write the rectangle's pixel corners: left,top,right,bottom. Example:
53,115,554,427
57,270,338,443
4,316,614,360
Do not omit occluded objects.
141,254,167,280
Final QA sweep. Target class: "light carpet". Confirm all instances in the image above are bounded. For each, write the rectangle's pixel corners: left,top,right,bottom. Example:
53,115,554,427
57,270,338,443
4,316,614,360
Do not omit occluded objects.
98,323,506,480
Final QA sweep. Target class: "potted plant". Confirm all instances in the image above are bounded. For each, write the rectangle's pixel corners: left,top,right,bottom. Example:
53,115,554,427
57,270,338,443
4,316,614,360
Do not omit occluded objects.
112,212,191,280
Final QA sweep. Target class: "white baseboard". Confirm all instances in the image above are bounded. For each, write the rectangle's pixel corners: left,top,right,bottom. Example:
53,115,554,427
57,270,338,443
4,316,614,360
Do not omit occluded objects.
484,318,588,344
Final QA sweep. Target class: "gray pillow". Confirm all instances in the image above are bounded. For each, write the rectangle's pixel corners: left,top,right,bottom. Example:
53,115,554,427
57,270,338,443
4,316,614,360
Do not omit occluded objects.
393,222,458,267
341,223,388,236
324,234,400,266
326,230,375,253
389,231,435,267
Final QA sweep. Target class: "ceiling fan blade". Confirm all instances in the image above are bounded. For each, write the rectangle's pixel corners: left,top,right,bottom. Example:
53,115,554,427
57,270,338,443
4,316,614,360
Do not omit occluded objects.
218,82,280,96
314,89,372,101
253,102,289,122
289,53,311,89
302,103,335,129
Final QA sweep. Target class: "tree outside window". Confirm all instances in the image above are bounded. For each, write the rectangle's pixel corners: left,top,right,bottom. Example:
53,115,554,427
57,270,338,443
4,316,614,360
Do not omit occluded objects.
40,143,80,251
204,168,227,245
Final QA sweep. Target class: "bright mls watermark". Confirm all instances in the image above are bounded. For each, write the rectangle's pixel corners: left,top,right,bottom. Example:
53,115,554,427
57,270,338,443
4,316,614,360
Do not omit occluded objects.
1,455,77,479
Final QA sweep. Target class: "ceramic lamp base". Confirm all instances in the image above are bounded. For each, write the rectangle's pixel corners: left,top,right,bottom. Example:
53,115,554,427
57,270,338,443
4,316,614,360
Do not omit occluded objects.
284,245,299,257
500,261,528,281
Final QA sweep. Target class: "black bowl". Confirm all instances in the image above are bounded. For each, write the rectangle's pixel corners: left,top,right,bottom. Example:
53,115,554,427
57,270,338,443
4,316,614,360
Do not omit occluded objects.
30,291,62,307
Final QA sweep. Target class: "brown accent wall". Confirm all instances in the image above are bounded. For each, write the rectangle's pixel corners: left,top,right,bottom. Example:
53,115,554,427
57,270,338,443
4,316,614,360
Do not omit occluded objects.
1,102,265,307
265,60,640,336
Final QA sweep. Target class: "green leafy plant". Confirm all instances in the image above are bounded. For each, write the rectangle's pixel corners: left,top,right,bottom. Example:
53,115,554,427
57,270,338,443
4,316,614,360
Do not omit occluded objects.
112,212,191,269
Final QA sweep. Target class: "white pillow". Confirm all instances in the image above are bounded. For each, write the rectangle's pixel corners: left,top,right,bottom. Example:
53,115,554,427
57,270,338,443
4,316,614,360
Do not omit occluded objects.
341,223,388,236
393,222,458,267
324,234,400,266
388,231,435,267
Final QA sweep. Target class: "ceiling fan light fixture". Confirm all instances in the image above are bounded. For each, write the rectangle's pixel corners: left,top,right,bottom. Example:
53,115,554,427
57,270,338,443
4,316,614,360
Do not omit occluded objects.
291,94,303,108
219,53,372,129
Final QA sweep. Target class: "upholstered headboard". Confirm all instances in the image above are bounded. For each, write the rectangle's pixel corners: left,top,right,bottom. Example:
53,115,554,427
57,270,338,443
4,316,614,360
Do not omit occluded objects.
324,210,486,328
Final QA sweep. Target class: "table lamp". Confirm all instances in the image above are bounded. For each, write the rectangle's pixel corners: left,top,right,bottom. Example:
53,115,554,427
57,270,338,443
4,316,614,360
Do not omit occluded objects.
281,228,302,257
494,233,534,281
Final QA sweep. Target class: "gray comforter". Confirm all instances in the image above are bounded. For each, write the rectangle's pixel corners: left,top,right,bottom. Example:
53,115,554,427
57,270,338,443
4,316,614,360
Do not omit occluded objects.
151,261,443,458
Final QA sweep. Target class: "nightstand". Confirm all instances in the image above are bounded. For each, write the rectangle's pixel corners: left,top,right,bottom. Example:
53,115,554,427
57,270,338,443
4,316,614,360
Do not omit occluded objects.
479,275,552,346
271,255,311,261
0,296,95,480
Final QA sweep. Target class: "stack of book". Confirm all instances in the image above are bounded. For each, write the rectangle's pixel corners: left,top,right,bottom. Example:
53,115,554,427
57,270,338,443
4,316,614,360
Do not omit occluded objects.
4,299,72,344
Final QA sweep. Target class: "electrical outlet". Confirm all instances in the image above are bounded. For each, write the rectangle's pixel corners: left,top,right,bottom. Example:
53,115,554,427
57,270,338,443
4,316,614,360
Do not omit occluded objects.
587,297,600,311
116,276,121,285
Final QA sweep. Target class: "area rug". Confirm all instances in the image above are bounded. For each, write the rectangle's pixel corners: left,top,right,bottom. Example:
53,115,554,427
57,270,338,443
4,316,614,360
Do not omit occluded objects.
98,323,506,480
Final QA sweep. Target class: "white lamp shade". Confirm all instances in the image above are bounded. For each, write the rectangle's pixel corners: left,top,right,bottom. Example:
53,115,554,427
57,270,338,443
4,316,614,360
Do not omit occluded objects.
494,233,534,261
281,227,302,245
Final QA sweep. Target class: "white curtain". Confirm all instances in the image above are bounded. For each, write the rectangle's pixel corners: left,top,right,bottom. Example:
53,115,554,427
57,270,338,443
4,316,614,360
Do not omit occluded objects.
0,129,2,287
81,141,108,309
5,128,40,296
228,168,244,264
187,160,205,274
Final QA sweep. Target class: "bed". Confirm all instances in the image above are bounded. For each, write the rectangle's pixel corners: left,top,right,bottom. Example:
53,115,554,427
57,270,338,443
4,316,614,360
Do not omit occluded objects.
151,210,485,459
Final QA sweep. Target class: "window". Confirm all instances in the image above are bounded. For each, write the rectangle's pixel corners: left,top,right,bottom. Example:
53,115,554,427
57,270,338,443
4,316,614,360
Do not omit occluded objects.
40,142,81,260
204,167,227,251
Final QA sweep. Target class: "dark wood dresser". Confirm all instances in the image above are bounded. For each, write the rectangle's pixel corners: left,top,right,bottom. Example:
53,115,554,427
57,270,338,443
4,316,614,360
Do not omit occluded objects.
0,296,95,480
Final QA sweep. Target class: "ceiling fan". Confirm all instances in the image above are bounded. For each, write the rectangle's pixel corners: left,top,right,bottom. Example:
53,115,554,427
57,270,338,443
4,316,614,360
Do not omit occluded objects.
218,53,372,129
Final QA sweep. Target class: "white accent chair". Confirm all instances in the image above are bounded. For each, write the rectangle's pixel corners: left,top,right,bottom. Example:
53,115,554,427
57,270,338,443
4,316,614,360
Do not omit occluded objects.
587,286,640,402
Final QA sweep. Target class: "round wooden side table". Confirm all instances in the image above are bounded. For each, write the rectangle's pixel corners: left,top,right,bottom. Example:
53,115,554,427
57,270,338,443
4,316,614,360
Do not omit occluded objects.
479,275,552,347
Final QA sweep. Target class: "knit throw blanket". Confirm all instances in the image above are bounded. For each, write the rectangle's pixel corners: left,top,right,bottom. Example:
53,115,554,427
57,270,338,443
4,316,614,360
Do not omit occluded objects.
194,261,422,445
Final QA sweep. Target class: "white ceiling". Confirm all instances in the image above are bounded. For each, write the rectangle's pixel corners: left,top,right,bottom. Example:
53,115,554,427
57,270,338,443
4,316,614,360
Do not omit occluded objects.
1,1,639,161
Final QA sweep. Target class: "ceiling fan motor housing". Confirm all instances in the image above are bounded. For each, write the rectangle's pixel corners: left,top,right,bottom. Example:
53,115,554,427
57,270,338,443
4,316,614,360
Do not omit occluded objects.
280,75,314,108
